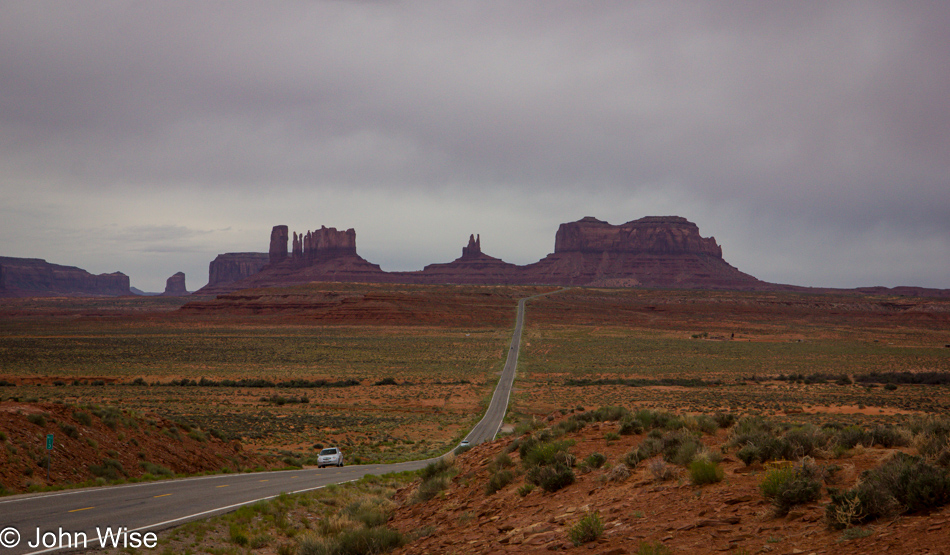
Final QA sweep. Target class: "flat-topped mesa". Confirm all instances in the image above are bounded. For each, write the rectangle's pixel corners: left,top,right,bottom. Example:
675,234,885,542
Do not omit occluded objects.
554,216,723,258
291,226,358,265
461,234,481,258
0,256,130,297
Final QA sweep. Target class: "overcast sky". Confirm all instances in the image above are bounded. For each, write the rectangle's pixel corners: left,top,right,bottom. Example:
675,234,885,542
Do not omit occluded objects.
2,2,948,292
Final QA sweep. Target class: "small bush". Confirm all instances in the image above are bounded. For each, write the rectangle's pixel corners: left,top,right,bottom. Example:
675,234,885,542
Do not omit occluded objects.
636,542,672,555
607,463,631,482
584,452,607,469
26,413,47,427
344,499,392,528
139,461,173,476
648,458,676,482
689,458,724,485
59,422,80,439
485,470,514,495
695,415,719,435
73,411,92,426
760,460,823,515
713,412,737,428
420,457,453,480
492,452,513,470
868,425,910,448
568,511,604,546
89,458,125,481
619,416,644,435
836,426,871,449
530,463,575,493
517,483,534,497
336,527,405,555
522,439,575,469
229,524,249,546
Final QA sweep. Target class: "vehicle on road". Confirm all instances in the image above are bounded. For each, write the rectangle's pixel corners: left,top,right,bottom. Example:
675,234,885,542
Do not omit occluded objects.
317,447,344,468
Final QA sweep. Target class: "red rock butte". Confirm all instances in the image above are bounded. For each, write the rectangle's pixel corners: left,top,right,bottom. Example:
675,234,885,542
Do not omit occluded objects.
196,216,767,294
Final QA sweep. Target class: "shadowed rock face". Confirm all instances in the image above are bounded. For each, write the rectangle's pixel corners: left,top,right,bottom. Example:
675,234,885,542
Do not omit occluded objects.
269,225,289,265
291,226,357,263
162,272,188,296
207,253,270,288
554,216,722,257
0,257,130,297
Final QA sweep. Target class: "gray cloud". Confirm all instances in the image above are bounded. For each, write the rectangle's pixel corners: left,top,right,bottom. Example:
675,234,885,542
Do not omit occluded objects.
1,2,948,291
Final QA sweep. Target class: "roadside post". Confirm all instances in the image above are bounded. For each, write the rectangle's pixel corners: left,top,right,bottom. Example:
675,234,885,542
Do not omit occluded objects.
46,433,53,480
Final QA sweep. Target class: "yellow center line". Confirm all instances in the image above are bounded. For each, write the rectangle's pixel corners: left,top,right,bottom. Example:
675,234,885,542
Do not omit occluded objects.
153,494,172,498
68,507,95,513
216,485,229,488
259,479,269,482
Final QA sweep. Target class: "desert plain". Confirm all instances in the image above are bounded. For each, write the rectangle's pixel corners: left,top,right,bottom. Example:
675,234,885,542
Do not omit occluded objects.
2,283,950,554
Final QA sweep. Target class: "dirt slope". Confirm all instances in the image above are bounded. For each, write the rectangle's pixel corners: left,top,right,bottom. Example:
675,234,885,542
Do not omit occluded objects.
389,414,950,554
0,401,271,494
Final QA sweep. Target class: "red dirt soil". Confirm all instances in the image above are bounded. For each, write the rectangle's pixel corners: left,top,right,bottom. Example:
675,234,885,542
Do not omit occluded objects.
389,413,950,555
0,402,272,494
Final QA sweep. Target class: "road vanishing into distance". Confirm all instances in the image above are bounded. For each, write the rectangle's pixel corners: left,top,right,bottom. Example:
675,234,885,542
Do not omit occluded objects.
0,290,557,555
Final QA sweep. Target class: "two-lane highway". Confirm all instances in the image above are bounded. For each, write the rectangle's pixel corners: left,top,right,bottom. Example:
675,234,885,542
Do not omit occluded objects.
0,290,559,554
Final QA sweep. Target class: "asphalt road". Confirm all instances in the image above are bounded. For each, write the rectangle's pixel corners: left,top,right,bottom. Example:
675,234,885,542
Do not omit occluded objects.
0,291,554,555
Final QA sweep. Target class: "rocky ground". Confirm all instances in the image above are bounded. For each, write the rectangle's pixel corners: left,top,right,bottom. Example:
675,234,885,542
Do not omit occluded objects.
388,412,950,555
0,401,272,494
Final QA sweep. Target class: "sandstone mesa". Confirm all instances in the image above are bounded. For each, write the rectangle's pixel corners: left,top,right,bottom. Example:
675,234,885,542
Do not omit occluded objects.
197,216,764,294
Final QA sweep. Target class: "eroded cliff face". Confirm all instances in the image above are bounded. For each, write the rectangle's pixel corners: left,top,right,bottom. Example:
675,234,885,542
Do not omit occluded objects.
162,272,189,296
195,217,764,293
554,216,723,257
291,226,357,263
0,257,130,297
207,253,270,288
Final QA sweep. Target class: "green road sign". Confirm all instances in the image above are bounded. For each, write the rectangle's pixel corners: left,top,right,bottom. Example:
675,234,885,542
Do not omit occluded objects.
46,434,54,450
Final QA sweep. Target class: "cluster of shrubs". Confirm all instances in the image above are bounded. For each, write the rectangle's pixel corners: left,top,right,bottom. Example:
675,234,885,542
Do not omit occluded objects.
292,478,407,555
775,371,950,387
460,406,950,536
776,373,853,385
485,452,515,495
826,453,950,528
855,371,950,386
413,456,456,503
158,377,361,388
261,394,310,405
519,435,577,493
565,377,723,388
728,417,913,465
759,459,826,515
738,414,950,526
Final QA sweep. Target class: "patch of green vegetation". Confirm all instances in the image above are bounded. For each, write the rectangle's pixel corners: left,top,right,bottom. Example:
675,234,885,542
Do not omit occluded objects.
567,511,604,546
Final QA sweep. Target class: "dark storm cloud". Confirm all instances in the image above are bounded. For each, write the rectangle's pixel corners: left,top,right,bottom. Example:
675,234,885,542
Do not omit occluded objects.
1,2,948,290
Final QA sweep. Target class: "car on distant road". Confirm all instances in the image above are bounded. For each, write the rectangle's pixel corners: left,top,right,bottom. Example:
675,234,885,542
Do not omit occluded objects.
317,447,344,468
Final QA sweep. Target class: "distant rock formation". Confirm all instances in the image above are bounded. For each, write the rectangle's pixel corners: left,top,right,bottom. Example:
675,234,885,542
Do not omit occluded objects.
462,234,481,258
162,272,189,296
0,256,130,297
553,216,722,256
397,233,522,285
207,253,270,289
291,226,358,264
194,217,764,293
520,216,758,289
269,225,289,265
196,225,384,294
